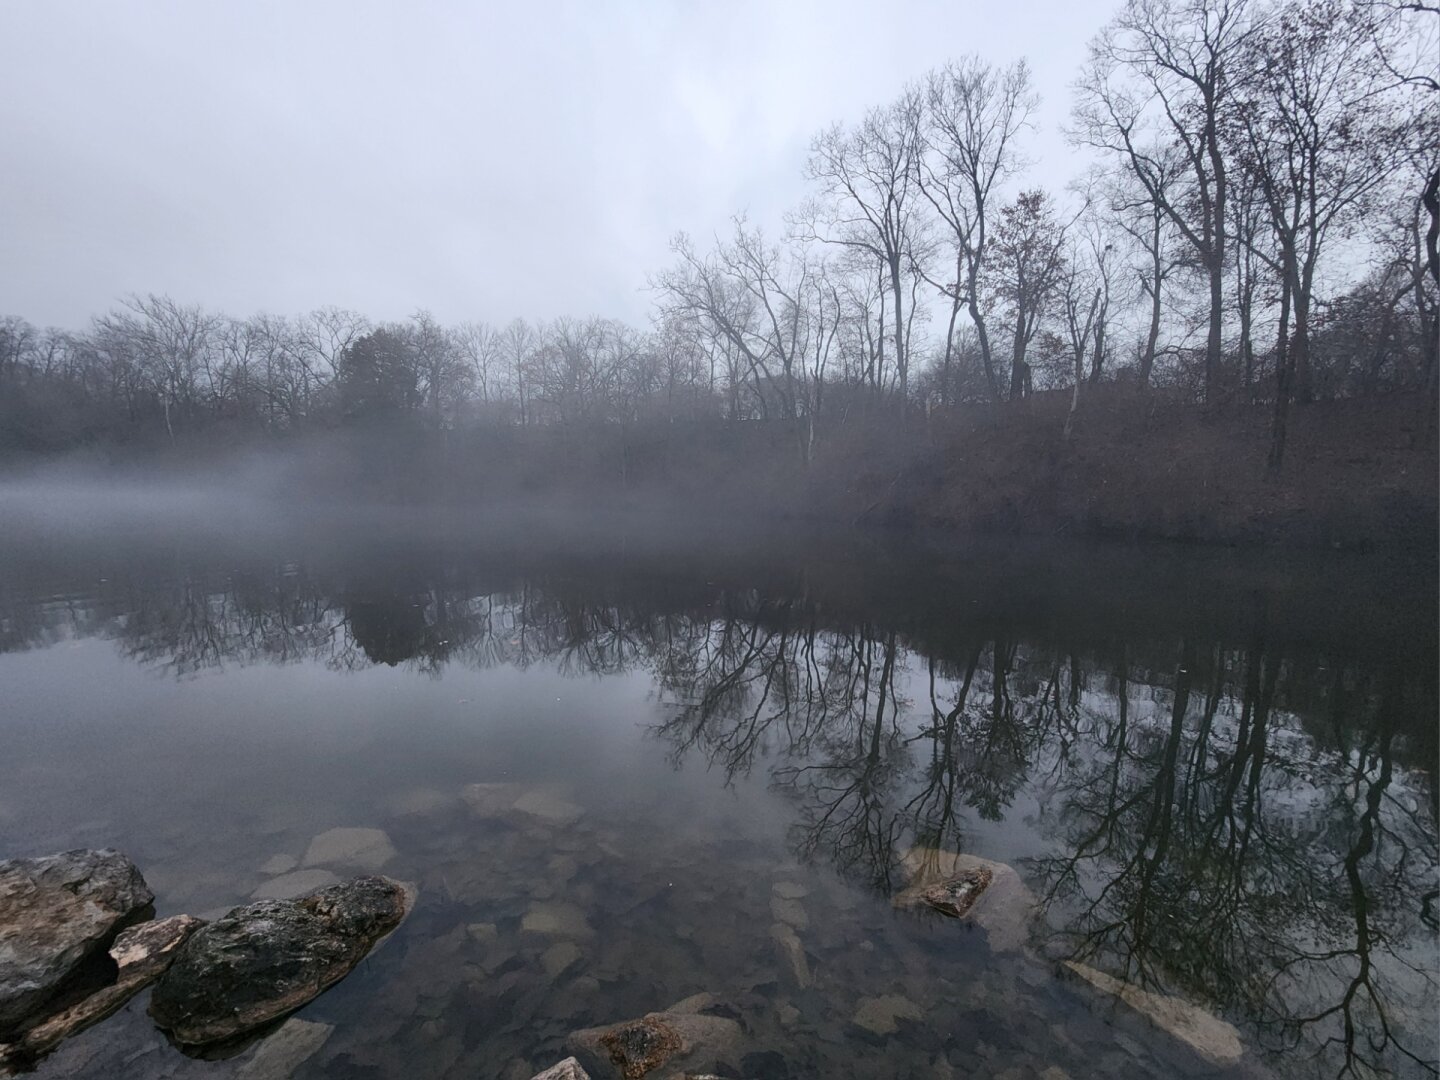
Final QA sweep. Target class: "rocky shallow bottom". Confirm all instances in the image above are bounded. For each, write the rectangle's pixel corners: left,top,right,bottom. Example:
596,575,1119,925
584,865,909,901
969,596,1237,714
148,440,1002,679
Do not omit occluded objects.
5,780,1252,1080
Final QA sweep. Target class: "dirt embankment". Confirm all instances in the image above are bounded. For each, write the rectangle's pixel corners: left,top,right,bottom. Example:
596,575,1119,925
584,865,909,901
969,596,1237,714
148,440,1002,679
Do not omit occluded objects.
807,391,1438,549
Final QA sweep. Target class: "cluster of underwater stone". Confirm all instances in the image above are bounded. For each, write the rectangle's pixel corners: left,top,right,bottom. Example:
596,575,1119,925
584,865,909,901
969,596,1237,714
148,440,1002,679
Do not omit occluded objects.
4,780,1248,1079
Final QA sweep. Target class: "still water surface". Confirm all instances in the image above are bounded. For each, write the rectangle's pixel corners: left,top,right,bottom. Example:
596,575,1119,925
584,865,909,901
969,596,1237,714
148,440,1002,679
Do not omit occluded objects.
1,504,1435,1079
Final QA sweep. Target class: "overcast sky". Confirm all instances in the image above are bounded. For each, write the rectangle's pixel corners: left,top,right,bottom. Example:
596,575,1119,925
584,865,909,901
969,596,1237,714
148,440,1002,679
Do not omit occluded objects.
0,1,1113,331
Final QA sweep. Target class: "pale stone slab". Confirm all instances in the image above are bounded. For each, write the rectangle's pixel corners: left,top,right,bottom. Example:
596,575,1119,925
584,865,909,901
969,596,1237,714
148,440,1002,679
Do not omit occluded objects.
852,994,922,1036
769,895,808,930
251,869,340,901
237,1018,334,1080
770,922,810,988
1064,961,1243,1065
521,901,593,938
258,855,297,876
531,1058,590,1080
302,827,396,872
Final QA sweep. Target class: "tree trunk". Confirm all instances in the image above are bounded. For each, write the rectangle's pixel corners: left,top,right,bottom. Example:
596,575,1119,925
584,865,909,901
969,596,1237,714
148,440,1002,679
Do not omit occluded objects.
1292,287,1313,405
968,295,999,402
1140,278,1161,390
1008,314,1028,402
1267,271,1294,472
1139,215,1163,389
889,254,907,413
1088,310,1106,387
1238,271,1254,403
1205,252,1224,404
939,292,960,406
1065,348,1083,440
1424,167,1439,292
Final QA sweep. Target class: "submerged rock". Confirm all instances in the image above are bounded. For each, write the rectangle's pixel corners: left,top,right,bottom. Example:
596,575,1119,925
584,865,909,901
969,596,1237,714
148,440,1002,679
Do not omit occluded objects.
512,789,584,828
851,993,922,1037
567,995,746,1079
0,914,201,1070
542,941,582,978
149,876,409,1046
251,868,341,901
768,895,808,930
257,854,298,876
532,1058,590,1080
302,827,396,872
895,846,1036,952
462,782,585,829
235,1017,334,1080
462,782,527,818
0,849,154,1036
770,923,811,988
522,901,593,939
383,786,458,820
1063,961,1243,1065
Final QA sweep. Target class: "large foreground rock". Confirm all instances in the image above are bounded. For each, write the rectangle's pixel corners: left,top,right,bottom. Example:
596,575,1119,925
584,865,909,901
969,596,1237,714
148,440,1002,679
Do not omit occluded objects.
566,994,746,1079
149,876,409,1046
0,849,154,1036
0,914,202,1071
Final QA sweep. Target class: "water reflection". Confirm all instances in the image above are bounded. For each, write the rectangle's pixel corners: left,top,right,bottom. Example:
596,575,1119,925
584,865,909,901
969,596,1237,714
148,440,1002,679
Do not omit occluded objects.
0,533,1434,1078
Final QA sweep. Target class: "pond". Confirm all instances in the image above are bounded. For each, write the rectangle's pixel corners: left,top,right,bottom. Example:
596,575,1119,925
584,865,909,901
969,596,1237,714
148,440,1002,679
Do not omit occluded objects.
0,498,1435,1079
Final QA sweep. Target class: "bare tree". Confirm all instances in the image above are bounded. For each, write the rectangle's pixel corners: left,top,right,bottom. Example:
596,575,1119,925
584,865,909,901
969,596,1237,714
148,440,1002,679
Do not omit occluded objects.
919,57,1038,402
93,295,220,441
795,87,929,410
987,191,1068,399
1231,0,1410,468
654,222,823,421
1056,224,1116,438
500,318,536,425
454,321,504,408
1076,0,1258,403
407,310,471,429
1101,158,1184,388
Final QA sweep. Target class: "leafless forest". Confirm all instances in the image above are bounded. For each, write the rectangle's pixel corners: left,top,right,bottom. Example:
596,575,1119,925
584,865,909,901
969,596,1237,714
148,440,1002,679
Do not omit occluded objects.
2,0,1436,542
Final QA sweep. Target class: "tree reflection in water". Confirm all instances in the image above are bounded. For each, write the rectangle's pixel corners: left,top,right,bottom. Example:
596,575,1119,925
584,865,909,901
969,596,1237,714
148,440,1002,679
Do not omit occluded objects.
1,542,1434,1077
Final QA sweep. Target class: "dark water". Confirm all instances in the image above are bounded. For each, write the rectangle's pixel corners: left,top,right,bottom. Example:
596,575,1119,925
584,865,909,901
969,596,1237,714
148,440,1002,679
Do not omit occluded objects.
0,497,1435,1080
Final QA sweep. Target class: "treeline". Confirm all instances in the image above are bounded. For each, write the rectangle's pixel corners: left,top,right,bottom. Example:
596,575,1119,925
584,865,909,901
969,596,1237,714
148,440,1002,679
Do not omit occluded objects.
1,0,1435,471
